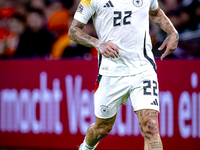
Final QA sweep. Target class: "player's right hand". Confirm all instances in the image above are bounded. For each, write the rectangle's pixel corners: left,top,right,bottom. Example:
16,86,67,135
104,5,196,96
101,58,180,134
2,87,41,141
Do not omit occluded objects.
95,41,119,58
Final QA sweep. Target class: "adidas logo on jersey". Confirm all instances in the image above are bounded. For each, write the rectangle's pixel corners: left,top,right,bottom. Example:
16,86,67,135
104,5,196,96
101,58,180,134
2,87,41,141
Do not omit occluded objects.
103,1,114,7
151,99,158,106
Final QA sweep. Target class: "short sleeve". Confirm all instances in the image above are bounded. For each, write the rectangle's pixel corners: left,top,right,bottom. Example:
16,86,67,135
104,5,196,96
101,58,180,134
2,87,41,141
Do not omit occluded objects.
74,0,96,24
150,0,158,11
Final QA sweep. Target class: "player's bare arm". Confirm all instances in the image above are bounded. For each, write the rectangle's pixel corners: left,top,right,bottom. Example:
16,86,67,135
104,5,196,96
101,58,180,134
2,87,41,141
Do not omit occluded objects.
68,19,119,58
149,7,179,60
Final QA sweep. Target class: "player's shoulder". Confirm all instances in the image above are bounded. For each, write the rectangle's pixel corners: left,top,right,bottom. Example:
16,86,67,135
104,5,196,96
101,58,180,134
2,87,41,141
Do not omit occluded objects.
78,0,105,11
79,0,106,6
149,0,159,5
92,0,110,7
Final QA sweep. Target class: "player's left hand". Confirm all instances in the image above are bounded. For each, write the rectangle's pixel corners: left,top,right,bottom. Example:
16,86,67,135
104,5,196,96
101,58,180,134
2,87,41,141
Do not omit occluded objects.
158,32,179,60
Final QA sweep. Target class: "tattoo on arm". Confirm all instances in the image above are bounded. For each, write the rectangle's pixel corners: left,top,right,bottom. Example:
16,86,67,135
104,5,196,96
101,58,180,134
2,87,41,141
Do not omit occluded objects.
150,7,179,53
149,8,159,17
149,7,178,36
68,19,98,48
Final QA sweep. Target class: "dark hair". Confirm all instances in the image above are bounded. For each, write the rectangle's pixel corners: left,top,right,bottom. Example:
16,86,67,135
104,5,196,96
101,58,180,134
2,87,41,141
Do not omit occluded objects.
12,14,26,23
27,7,44,16
45,0,73,9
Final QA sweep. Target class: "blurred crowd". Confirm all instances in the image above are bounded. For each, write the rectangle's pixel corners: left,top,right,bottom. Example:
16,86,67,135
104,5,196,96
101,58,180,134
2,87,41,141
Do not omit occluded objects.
152,0,200,59
0,0,199,60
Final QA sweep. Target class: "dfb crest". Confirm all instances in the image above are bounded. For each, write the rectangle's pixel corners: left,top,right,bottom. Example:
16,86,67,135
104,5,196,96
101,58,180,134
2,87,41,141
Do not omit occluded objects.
133,0,143,7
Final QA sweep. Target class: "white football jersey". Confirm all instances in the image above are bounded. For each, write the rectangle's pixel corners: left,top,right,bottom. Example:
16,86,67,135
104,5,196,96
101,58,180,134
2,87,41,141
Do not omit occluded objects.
74,0,158,76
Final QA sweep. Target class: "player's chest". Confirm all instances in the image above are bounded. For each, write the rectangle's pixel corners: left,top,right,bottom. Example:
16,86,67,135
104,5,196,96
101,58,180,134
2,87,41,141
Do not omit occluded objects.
96,0,150,26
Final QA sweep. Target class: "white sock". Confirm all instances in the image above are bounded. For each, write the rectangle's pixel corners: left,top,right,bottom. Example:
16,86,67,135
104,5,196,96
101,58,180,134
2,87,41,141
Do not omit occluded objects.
81,137,99,150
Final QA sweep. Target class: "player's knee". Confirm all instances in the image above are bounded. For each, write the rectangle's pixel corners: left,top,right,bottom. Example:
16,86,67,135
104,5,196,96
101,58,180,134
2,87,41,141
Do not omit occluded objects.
97,125,112,139
142,119,159,139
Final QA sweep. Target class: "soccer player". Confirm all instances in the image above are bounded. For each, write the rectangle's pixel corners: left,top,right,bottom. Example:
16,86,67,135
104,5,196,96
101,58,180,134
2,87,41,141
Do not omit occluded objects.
68,0,179,149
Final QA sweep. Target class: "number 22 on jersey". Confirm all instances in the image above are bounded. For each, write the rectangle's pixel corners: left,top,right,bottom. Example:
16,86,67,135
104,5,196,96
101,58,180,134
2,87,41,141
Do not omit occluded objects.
113,11,132,26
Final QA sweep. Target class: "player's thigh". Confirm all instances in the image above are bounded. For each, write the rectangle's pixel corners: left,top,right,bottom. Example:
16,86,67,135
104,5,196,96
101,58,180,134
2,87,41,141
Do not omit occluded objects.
130,69,159,112
94,75,130,119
